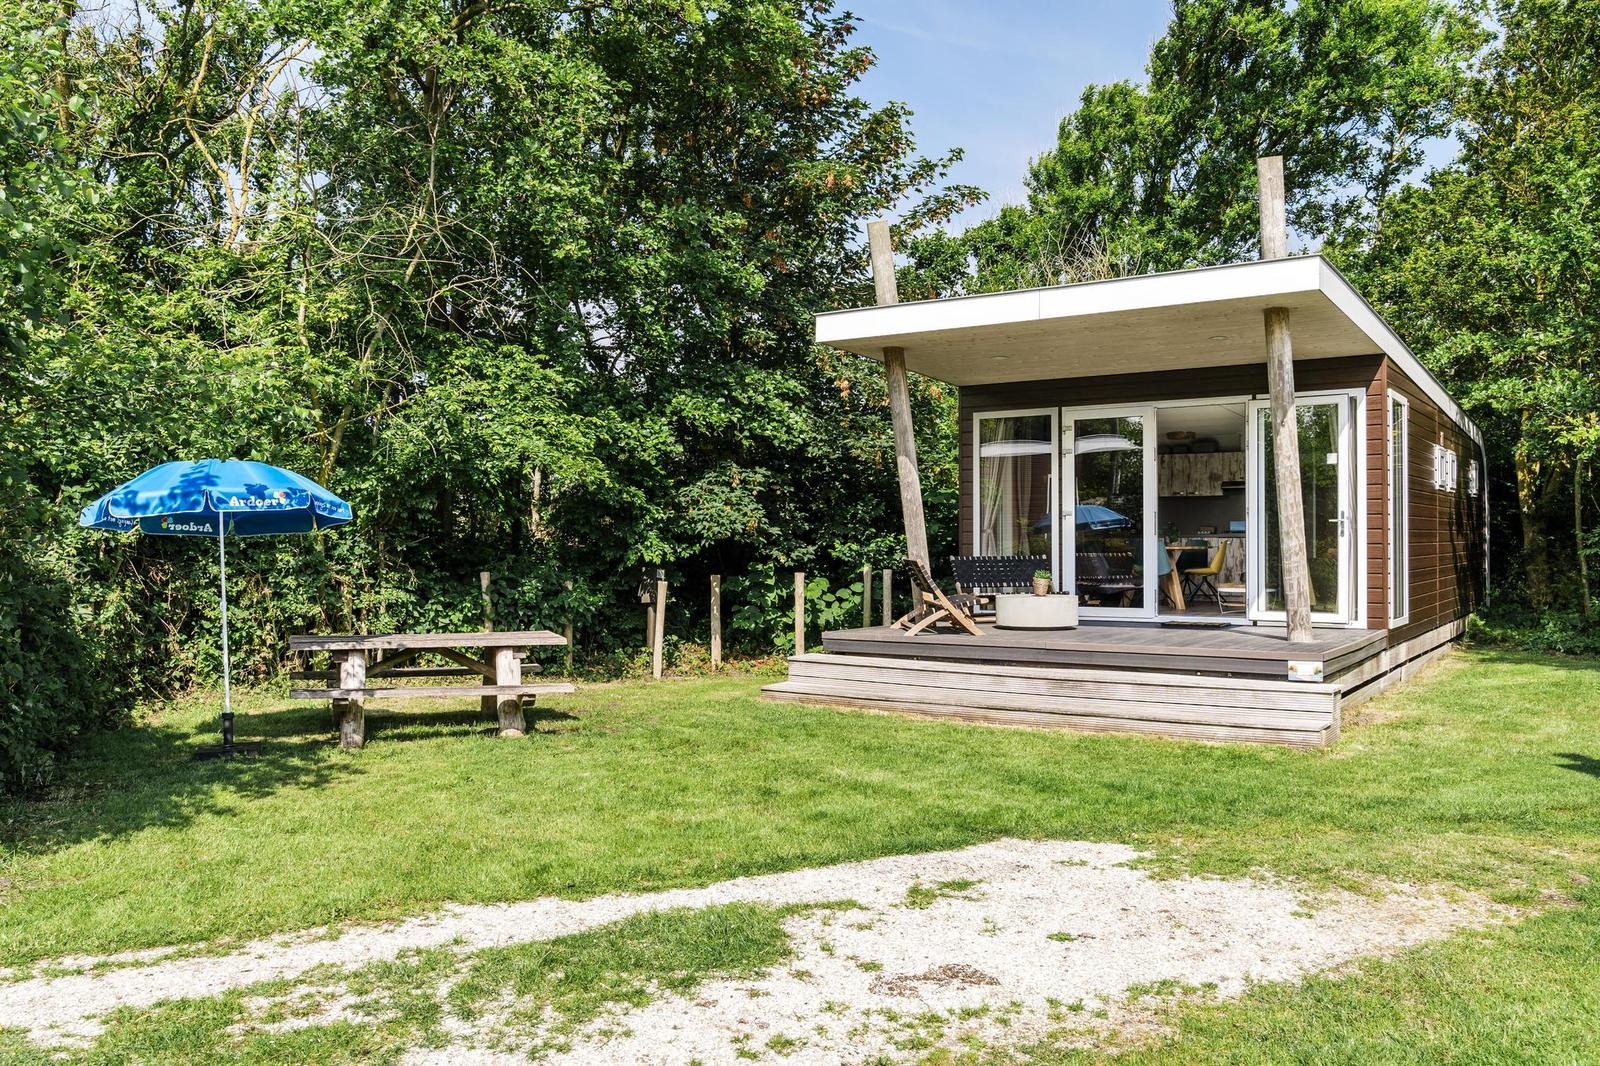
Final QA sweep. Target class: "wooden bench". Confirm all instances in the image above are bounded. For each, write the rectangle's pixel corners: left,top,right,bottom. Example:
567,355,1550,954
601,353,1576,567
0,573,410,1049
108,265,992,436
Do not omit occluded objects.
288,631,571,749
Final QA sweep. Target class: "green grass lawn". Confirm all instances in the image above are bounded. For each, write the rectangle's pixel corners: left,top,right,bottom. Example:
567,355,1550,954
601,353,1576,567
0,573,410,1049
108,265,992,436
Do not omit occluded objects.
2,648,1599,1061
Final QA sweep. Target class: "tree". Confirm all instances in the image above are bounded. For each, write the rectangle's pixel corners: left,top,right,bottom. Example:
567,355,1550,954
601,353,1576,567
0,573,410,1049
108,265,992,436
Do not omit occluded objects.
1337,0,1600,610
1,0,979,781
927,0,1473,291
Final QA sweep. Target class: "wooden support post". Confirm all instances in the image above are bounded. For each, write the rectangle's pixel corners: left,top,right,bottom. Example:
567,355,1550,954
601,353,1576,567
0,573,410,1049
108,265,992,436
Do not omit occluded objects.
494,647,526,737
563,579,574,676
1257,155,1314,644
867,219,930,570
862,564,872,628
881,567,892,627
480,570,497,719
794,571,805,656
651,579,667,680
337,650,365,750
710,574,722,670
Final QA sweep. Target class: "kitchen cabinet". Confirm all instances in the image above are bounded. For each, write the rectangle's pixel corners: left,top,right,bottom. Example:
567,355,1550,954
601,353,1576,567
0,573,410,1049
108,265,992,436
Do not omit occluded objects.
1158,452,1245,497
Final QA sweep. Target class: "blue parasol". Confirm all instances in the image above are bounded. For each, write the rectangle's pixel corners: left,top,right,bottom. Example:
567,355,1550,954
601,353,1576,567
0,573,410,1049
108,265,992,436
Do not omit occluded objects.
80,460,352,756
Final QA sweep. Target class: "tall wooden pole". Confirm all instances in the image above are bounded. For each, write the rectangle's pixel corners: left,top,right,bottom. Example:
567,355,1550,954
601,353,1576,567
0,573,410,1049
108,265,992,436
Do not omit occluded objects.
480,571,496,721
862,563,873,628
710,574,723,669
651,579,667,680
1258,156,1314,643
867,219,930,570
793,571,806,656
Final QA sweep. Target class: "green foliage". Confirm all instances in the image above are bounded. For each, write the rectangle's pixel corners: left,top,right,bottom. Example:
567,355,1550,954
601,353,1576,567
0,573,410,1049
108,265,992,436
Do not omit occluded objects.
726,570,865,650
0,542,127,791
0,4,127,789
1335,0,1600,609
913,0,1475,292
1467,606,1600,658
0,0,976,784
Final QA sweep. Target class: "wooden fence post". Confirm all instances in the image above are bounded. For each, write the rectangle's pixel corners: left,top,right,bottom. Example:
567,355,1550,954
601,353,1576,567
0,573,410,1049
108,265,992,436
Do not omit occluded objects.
562,579,574,676
710,574,722,670
651,579,667,680
479,571,495,720
793,571,805,656
881,567,893,627
862,564,872,628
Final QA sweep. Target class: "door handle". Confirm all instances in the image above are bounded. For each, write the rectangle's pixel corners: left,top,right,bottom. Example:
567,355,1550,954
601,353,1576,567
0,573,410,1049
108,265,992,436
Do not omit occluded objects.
1325,510,1348,536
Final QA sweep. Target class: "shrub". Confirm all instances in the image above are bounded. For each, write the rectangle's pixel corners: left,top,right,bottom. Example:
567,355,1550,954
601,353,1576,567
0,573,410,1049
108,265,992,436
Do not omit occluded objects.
0,540,128,792
1465,605,1600,657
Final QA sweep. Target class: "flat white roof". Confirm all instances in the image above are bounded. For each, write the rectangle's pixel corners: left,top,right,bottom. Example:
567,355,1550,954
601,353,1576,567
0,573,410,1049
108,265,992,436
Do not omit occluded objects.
816,255,1479,443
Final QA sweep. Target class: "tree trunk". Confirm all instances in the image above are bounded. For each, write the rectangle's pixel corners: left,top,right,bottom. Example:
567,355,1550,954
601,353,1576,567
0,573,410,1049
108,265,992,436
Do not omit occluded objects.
1515,414,1551,609
1577,455,1591,622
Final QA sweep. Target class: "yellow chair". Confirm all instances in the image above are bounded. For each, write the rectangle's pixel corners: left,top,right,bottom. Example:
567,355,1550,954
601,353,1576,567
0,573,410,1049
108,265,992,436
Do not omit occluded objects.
1182,540,1228,605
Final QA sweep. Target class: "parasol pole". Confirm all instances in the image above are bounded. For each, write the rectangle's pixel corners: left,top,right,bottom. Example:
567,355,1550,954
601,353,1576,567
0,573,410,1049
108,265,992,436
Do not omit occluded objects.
218,514,233,753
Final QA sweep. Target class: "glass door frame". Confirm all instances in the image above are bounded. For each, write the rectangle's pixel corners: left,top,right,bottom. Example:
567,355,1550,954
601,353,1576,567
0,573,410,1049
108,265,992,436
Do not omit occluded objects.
970,406,1060,572
1244,389,1364,625
1061,402,1158,621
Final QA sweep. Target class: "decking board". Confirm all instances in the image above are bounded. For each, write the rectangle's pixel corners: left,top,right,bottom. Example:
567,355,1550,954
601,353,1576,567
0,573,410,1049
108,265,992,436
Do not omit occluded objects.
821,621,1383,680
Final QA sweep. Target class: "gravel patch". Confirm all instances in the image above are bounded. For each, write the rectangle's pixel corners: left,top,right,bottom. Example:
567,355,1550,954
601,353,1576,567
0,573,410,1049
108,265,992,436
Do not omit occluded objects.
0,839,1502,1058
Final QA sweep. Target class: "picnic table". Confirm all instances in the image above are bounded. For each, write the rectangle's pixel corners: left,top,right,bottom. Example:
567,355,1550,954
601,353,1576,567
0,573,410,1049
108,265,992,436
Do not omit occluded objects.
288,631,573,749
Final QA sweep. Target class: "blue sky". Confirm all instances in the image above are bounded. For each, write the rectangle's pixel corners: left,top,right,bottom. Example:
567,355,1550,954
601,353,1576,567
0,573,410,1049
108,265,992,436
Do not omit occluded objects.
848,0,1176,229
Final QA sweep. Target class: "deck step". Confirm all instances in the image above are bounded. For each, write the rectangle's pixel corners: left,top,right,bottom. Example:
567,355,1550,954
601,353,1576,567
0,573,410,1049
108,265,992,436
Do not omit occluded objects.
764,653,1338,748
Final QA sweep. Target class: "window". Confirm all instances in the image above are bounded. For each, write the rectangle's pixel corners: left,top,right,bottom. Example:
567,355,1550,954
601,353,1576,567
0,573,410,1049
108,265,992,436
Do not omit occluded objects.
975,411,1055,558
1389,394,1409,624
1467,458,1480,497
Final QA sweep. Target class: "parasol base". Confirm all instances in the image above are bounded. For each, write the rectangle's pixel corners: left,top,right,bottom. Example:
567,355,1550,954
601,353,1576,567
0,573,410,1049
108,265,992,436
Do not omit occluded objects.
193,741,262,761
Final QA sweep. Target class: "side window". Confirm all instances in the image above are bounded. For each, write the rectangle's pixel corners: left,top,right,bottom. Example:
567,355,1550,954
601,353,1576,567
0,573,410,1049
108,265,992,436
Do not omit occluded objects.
1388,394,1409,624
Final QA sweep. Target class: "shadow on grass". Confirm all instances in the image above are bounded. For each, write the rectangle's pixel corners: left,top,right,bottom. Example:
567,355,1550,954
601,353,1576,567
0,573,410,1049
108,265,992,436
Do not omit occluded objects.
1555,753,1600,780
1461,647,1600,674
0,696,585,858
0,701,352,856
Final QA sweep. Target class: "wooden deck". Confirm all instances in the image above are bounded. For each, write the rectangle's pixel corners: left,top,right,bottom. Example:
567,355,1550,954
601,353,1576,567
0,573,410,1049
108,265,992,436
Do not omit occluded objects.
763,619,1463,749
820,621,1386,681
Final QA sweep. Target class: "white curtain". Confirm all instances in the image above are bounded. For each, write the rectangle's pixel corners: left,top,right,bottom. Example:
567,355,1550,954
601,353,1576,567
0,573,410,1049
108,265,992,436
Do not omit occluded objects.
978,418,1046,555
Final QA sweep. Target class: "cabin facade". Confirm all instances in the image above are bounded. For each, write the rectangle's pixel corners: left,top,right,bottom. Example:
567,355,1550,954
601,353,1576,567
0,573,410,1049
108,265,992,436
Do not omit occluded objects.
764,256,1488,747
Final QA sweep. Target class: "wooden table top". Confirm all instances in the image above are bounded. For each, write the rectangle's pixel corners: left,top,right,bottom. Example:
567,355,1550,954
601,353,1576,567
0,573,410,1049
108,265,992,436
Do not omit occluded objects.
289,630,567,652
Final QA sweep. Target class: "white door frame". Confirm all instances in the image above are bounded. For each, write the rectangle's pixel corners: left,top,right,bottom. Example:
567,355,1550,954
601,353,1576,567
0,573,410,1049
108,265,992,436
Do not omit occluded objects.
1245,389,1363,625
970,407,1060,569
1061,403,1158,620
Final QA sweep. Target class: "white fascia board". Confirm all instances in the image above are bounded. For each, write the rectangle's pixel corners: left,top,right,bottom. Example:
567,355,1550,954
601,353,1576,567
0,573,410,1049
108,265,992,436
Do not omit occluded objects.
815,257,1324,346
1315,260,1482,446
815,254,1481,446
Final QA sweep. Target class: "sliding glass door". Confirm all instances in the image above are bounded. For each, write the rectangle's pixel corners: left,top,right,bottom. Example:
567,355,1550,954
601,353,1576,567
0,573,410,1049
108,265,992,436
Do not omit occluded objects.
1247,394,1356,623
1063,406,1156,618
974,410,1057,560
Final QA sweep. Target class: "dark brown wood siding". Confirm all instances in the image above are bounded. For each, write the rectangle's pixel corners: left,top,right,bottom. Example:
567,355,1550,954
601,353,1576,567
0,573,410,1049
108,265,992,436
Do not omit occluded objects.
958,356,1386,616
1385,361,1487,643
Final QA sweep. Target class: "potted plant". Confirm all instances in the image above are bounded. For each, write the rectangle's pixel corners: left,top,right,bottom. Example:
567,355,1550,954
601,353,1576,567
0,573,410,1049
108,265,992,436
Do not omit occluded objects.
1032,569,1052,596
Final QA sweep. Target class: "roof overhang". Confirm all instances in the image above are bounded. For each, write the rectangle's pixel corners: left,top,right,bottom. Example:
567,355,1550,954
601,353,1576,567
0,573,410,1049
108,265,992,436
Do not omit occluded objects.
817,255,1479,444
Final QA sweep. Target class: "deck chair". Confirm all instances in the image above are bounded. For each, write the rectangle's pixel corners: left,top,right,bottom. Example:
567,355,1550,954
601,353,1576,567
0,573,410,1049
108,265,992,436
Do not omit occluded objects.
894,558,984,637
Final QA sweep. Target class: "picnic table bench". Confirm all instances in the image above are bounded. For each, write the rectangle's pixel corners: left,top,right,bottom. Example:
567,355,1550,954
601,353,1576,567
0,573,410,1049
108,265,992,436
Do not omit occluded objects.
288,631,573,749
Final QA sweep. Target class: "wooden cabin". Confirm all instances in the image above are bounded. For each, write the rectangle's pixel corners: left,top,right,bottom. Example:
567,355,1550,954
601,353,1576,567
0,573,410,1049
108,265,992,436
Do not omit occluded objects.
764,255,1488,748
